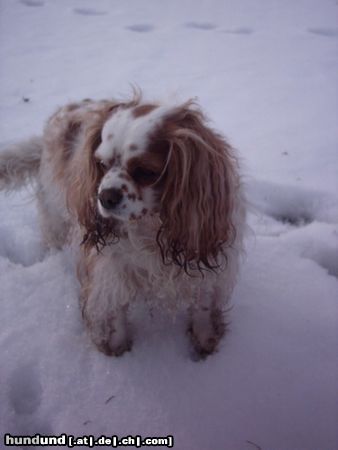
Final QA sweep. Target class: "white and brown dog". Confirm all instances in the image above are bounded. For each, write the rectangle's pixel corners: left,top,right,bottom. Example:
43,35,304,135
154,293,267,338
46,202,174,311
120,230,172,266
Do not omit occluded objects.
0,93,245,358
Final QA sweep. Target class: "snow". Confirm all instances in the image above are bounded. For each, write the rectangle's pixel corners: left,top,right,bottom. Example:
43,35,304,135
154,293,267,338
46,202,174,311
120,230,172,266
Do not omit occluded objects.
0,1,337,449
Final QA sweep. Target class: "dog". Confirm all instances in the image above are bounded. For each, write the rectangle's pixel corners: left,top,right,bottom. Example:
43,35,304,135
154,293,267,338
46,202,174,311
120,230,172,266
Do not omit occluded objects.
0,93,245,358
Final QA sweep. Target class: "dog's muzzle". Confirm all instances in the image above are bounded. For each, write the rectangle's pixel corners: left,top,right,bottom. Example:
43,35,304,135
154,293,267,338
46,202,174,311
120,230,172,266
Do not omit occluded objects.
98,188,123,211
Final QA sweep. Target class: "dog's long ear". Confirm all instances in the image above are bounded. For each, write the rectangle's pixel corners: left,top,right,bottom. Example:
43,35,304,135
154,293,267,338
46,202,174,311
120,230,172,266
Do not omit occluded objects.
68,116,102,225
67,106,115,248
156,102,240,274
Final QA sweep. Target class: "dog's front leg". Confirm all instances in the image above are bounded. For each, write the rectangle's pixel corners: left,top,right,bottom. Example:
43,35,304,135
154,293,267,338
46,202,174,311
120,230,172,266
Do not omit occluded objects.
188,286,226,359
83,302,132,357
79,254,132,356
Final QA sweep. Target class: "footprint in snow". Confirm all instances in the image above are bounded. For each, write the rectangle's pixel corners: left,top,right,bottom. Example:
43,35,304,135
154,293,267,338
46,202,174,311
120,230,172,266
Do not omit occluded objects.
247,180,338,231
6,362,55,441
10,416,54,440
73,8,107,16
271,211,312,227
222,27,254,35
126,24,155,33
308,27,338,37
9,362,42,415
281,222,338,279
20,0,44,6
309,244,338,278
184,22,217,30
248,181,338,278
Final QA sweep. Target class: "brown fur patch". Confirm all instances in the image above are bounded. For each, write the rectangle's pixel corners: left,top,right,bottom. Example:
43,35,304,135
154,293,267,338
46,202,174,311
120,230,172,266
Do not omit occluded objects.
106,154,118,166
127,150,168,188
63,120,82,160
67,103,81,112
133,104,158,118
151,101,238,274
65,100,124,250
119,172,132,181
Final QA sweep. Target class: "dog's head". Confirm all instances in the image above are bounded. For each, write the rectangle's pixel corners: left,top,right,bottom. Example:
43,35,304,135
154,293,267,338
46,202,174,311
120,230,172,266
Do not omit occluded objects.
71,96,239,272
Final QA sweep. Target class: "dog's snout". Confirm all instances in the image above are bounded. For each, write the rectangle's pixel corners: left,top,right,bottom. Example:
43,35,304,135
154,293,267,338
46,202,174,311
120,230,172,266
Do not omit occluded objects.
99,188,123,210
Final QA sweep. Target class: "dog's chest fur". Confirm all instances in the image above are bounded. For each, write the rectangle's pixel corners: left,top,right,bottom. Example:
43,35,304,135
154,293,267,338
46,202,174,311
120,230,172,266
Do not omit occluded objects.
91,218,208,311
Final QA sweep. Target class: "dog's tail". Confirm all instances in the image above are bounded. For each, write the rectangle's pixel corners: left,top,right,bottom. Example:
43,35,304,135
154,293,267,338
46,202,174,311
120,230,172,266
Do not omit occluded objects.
0,136,43,191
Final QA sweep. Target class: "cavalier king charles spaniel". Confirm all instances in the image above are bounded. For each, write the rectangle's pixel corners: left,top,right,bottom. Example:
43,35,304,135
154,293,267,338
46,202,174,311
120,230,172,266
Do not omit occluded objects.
0,93,245,358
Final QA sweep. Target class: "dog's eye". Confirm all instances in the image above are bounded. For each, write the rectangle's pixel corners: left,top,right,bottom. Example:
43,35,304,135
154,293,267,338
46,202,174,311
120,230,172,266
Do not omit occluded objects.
97,160,108,170
132,167,158,185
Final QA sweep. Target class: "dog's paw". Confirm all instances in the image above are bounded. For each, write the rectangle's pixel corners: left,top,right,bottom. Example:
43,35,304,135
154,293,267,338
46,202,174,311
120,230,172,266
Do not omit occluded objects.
86,313,132,357
188,308,226,360
188,332,220,360
96,336,133,357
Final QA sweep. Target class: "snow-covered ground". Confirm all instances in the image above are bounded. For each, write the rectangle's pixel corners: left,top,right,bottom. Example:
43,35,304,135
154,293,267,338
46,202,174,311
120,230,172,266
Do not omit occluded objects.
0,1,337,449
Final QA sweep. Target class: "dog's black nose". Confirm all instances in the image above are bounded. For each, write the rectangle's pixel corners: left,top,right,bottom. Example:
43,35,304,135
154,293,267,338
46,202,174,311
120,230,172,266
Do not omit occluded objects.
99,188,123,210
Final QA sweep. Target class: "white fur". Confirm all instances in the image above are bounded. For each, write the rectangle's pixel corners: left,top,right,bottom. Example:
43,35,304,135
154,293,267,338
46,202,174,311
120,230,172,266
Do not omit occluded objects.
96,104,176,162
